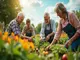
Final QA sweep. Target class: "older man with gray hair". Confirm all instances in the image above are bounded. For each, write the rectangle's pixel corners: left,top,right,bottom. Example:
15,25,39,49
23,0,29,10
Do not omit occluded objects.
40,12,56,43
6,12,24,36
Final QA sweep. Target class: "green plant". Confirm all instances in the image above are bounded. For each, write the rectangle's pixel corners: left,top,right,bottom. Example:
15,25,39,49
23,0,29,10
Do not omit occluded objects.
58,37,68,44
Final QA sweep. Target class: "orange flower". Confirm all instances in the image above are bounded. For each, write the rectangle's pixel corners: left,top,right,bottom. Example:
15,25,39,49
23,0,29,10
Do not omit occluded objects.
23,43,30,50
4,32,8,36
11,32,15,37
2,35,7,41
20,38,31,51
61,32,68,38
14,36,19,42
19,38,24,44
29,42,35,50
7,37,11,44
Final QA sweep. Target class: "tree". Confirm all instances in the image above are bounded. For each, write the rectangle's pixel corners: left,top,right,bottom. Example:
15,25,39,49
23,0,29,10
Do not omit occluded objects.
73,10,80,21
35,23,41,34
31,24,35,28
0,0,21,26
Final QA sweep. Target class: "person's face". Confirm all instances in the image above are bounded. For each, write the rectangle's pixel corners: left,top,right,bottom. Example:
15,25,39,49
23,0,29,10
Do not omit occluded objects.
26,22,30,27
17,16,24,24
44,15,50,24
56,10,63,18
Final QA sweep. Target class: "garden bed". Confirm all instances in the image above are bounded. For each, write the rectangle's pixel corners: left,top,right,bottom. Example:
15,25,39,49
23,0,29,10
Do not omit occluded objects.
0,31,80,60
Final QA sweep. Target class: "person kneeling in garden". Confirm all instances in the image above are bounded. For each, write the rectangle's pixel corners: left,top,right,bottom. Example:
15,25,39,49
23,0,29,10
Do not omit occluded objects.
40,12,56,43
21,19,35,42
46,3,80,51
6,12,24,36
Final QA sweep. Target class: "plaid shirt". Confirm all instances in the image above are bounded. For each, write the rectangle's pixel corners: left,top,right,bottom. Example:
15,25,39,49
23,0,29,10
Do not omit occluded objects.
6,19,21,35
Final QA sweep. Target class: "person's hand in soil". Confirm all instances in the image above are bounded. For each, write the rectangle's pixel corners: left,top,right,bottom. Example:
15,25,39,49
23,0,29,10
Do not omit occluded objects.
46,35,50,41
45,44,52,51
28,37,33,42
65,39,72,48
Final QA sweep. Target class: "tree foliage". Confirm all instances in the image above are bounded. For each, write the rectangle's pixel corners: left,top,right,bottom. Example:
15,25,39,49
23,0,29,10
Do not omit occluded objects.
35,23,41,34
0,0,21,26
73,10,80,21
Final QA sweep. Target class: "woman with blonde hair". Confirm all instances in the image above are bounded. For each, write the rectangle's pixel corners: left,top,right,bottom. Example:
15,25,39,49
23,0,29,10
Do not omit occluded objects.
46,3,80,51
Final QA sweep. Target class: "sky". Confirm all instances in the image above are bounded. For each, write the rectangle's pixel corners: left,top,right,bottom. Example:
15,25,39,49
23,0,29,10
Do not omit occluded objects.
19,0,80,27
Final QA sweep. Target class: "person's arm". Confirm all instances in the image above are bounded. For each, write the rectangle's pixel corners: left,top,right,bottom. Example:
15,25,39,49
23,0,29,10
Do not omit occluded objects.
51,20,62,44
40,23,45,40
48,32,54,37
68,12,80,42
46,20,62,50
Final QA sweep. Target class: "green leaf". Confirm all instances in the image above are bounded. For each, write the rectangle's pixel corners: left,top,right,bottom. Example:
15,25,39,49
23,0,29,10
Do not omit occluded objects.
0,38,5,50
27,53,41,60
67,52,74,60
